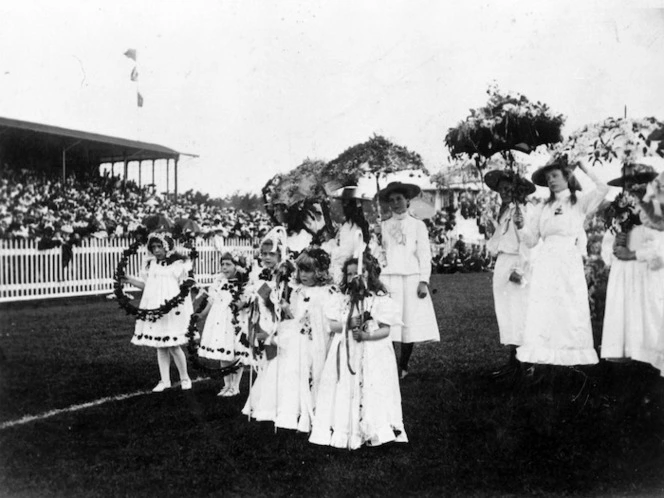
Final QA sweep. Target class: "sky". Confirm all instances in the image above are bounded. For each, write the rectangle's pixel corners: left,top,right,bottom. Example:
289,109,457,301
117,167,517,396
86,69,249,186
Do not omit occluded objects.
1,0,663,198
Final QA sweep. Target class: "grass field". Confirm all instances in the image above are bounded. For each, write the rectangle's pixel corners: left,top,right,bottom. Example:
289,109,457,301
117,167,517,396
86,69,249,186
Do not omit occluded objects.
1,273,663,497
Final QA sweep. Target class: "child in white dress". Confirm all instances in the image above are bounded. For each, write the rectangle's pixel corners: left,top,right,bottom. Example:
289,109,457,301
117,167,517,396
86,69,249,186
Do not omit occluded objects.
123,232,193,392
271,247,337,432
197,252,251,397
242,228,292,422
310,254,407,449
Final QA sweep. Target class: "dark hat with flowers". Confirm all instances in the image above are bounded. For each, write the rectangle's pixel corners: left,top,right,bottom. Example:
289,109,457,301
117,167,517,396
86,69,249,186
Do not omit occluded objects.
607,163,658,187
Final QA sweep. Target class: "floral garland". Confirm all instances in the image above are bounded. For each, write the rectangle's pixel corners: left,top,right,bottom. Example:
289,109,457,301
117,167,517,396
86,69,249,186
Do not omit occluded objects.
113,238,198,322
185,294,242,376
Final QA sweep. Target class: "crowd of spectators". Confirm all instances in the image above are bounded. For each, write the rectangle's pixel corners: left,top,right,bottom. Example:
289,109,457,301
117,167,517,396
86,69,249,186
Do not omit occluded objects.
1,165,495,277
431,236,494,274
0,165,274,243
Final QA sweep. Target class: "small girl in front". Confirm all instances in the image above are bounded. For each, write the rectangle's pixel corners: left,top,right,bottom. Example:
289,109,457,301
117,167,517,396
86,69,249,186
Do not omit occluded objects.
273,247,337,433
197,252,251,397
310,254,408,449
123,232,193,392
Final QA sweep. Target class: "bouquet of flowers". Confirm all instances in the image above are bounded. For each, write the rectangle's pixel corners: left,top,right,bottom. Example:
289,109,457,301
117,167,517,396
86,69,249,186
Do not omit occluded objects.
602,192,642,238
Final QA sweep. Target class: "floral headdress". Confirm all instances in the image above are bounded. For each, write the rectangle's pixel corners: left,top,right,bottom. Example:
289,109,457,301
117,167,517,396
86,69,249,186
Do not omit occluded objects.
147,232,175,254
260,226,288,262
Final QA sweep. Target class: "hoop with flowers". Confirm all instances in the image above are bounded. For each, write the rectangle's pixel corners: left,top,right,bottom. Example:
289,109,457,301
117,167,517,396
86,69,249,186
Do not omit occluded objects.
113,230,199,322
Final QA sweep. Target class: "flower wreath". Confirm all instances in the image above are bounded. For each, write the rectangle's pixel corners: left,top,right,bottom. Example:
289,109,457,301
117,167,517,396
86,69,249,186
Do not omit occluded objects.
113,238,199,322
185,294,243,375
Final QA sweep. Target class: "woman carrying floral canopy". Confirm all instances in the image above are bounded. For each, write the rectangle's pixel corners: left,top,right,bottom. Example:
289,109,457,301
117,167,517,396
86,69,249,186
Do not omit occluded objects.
483,169,536,377
516,156,608,366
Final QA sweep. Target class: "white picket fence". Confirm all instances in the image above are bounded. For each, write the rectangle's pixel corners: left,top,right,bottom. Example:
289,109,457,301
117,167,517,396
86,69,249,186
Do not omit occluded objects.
0,236,256,303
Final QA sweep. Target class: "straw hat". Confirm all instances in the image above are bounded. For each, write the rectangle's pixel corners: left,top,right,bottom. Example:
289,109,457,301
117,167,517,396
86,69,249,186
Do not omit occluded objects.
607,163,658,187
378,181,421,201
484,169,536,195
331,186,372,201
531,156,583,191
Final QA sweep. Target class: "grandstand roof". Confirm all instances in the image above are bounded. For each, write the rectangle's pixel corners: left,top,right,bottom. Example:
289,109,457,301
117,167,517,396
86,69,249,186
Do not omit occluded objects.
0,116,182,165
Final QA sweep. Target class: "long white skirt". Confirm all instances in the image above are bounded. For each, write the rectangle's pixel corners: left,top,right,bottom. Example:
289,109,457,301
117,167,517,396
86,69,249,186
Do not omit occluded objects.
309,332,407,449
383,274,439,343
602,258,664,372
492,253,529,346
517,237,598,365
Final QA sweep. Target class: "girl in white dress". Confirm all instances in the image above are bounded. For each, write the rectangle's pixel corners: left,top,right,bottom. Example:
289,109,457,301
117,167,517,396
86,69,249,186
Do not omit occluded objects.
378,182,440,378
600,165,664,372
270,248,337,432
483,170,535,377
516,157,609,366
124,232,193,392
242,228,291,422
310,254,408,449
197,252,251,397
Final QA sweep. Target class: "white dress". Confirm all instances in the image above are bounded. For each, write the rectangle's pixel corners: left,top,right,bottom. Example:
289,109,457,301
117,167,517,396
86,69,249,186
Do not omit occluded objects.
486,203,531,346
243,284,336,432
242,270,281,422
273,284,336,432
198,274,251,365
380,212,439,343
131,258,193,348
310,293,408,449
516,181,608,365
600,226,664,371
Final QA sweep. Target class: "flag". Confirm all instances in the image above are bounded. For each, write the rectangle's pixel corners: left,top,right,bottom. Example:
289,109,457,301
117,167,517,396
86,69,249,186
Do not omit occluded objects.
137,92,144,108
124,49,137,61
130,66,138,82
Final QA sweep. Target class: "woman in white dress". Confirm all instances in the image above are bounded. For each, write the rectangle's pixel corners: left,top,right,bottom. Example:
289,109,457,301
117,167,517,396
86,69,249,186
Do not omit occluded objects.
378,182,440,378
483,170,536,377
516,156,608,366
600,164,664,373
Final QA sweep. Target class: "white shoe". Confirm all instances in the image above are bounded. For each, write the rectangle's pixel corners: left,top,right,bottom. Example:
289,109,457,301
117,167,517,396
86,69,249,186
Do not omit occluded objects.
181,379,192,391
152,381,171,392
222,387,239,397
217,386,230,396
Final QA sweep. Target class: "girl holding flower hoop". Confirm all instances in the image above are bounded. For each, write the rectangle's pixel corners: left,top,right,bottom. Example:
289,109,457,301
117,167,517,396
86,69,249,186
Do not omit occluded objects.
196,252,251,397
122,232,194,392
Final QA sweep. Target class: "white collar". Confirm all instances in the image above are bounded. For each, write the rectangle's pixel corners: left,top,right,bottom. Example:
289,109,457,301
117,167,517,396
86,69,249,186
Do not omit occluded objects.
391,212,408,221
554,189,571,201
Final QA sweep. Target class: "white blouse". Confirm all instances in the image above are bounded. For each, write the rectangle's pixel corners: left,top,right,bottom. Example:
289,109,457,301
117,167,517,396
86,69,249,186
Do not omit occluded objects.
380,212,432,282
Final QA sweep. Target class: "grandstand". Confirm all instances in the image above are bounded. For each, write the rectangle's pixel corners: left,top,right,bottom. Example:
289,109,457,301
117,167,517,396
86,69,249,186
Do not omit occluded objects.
0,115,183,195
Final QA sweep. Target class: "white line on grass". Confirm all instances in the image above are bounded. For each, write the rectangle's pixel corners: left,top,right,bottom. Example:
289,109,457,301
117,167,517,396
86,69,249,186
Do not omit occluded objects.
0,378,209,430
